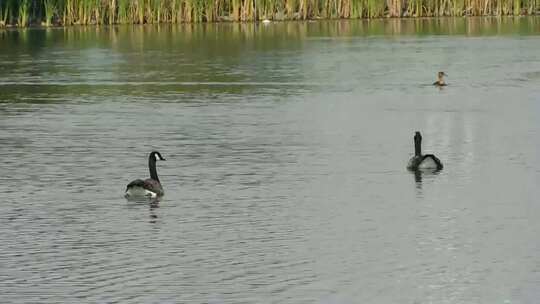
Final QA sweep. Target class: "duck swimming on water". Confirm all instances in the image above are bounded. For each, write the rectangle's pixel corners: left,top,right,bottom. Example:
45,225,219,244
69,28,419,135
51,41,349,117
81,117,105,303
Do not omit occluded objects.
433,71,447,86
407,131,443,171
125,151,166,199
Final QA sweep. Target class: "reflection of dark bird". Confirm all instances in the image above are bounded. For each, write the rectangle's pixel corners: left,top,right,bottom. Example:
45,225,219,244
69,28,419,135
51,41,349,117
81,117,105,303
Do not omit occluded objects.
407,132,443,171
433,71,447,86
125,151,166,199
414,170,422,184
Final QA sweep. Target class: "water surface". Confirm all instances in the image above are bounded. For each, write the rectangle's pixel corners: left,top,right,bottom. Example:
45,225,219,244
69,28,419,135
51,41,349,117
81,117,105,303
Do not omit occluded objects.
1,18,540,303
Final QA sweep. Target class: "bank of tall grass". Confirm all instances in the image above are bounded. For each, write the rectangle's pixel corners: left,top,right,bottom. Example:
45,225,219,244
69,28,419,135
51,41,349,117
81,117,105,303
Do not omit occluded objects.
0,0,538,27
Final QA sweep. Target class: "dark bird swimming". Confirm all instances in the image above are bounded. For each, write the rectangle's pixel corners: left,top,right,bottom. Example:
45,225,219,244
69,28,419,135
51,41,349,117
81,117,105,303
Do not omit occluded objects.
407,131,443,171
125,151,166,199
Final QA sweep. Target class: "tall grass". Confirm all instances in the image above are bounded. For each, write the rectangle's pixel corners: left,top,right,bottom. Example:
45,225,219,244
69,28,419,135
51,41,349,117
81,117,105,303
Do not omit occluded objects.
43,0,56,26
17,0,30,27
0,0,9,27
0,0,537,27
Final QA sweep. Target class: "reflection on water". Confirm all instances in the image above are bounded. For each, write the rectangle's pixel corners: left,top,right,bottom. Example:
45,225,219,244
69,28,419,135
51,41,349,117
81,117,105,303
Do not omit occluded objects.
412,169,443,193
414,170,423,185
1,18,540,303
125,199,161,223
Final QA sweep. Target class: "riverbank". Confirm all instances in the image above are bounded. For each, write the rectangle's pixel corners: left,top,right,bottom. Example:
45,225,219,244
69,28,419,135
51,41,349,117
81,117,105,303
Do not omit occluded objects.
0,0,539,28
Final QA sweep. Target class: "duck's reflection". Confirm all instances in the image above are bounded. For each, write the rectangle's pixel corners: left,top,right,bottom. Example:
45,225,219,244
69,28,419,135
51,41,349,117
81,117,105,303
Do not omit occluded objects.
411,169,442,193
125,196,161,223
414,170,423,187
125,195,161,204
149,203,159,223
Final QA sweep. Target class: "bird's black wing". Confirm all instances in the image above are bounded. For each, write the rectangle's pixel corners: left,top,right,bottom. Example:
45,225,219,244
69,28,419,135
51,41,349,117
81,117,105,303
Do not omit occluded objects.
126,179,145,191
144,179,164,196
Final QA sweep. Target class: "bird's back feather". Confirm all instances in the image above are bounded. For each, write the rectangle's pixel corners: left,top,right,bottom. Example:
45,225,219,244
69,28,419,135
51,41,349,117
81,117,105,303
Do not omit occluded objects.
125,178,164,196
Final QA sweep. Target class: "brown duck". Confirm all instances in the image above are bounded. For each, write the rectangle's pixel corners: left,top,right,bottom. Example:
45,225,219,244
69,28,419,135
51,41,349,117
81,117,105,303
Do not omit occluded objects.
433,72,448,87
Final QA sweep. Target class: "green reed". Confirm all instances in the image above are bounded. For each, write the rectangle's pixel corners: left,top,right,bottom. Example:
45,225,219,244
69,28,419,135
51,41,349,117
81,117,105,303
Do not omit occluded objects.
0,0,537,27
0,0,8,27
17,0,30,27
43,0,56,26
117,0,129,23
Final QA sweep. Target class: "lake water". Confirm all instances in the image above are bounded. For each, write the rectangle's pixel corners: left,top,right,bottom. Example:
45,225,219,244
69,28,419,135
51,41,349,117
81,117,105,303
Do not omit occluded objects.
1,17,540,303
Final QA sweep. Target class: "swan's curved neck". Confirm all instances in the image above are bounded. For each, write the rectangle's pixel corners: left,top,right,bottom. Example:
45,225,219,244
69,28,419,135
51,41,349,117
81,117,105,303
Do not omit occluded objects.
149,158,160,182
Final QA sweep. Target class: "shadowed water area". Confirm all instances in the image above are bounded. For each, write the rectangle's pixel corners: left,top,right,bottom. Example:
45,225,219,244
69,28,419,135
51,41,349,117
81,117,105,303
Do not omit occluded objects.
1,17,540,303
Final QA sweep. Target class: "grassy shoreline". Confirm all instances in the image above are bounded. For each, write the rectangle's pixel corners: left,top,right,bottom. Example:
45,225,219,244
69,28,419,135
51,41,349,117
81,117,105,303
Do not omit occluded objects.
0,0,538,28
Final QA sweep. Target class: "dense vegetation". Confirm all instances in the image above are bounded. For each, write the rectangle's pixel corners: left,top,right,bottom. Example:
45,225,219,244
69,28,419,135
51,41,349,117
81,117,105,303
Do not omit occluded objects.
0,0,538,27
